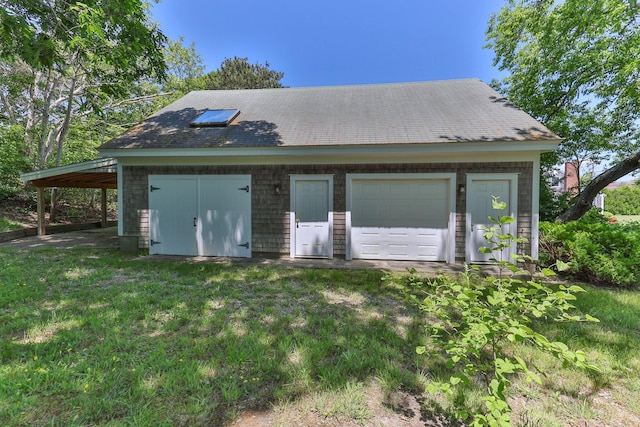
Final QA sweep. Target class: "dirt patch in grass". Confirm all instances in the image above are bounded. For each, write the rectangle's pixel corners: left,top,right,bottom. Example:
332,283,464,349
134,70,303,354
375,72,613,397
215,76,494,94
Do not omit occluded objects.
231,382,427,427
591,387,640,427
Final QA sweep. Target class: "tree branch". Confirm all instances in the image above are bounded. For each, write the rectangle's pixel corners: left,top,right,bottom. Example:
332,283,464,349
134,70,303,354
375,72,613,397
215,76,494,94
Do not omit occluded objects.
558,150,640,222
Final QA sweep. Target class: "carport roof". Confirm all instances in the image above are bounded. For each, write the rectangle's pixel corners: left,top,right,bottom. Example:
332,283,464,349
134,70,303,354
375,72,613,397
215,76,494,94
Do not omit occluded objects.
20,158,117,189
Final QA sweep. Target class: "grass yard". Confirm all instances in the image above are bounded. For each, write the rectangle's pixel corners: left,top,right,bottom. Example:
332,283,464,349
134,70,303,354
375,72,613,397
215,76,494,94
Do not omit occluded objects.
0,247,639,426
615,215,640,224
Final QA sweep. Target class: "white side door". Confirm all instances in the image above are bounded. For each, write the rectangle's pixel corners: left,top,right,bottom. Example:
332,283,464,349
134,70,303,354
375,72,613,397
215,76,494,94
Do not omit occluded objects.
149,176,198,255
292,178,332,258
467,177,516,263
198,175,251,257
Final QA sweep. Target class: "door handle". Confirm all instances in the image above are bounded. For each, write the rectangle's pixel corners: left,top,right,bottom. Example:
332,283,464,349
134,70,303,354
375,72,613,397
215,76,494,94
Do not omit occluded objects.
296,218,300,228
193,217,197,227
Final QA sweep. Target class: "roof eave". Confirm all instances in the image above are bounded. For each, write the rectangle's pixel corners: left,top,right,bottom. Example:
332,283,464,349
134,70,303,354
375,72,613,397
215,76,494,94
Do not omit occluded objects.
20,158,118,183
20,158,118,189
98,139,561,159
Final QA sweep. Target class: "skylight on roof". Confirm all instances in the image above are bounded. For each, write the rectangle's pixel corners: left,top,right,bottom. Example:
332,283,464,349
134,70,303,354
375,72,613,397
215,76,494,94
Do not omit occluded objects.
190,109,240,127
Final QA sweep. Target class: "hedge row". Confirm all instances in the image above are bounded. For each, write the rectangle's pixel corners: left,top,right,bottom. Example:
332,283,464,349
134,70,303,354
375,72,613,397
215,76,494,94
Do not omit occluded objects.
539,210,640,288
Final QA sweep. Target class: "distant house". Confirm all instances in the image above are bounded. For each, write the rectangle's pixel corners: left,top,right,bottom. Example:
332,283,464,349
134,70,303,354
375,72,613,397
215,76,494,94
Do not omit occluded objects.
97,79,560,263
564,161,580,195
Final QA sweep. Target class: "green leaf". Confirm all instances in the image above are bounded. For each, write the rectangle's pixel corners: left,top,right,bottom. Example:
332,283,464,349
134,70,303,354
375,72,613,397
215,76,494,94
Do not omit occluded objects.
525,370,543,385
541,268,557,276
556,260,571,272
426,382,445,395
552,341,569,352
499,216,516,224
506,264,519,273
527,280,543,290
514,356,528,370
495,358,518,374
563,313,581,321
585,314,600,323
492,198,507,210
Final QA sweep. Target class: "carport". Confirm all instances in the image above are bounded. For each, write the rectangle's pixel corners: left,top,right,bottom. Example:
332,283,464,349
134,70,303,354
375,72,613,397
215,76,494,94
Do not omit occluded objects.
20,158,117,236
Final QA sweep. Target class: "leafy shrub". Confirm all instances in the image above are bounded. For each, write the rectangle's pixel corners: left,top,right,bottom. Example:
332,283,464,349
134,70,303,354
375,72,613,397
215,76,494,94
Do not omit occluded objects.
0,184,19,202
540,209,640,288
539,174,572,222
387,198,599,426
0,217,23,232
0,125,31,200
603,184,640,215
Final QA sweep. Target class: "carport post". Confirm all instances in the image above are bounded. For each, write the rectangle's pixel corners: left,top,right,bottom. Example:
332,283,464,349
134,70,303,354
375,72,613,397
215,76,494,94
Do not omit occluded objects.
101,188,108,227
37,186,46,236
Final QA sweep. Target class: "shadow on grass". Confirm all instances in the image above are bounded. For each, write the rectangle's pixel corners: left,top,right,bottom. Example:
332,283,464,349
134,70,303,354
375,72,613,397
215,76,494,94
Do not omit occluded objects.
0,247,429,426
534,282,640,369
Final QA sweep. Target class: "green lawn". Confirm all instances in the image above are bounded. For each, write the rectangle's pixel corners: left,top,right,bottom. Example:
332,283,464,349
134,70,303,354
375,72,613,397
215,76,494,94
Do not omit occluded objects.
1,247,638,426
615,214,640,224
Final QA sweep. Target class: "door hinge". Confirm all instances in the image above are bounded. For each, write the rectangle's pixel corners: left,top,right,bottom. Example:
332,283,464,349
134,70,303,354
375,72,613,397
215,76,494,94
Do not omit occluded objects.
150,185,161,192
238,185,250,193
238,242,249,249
150,239,161,246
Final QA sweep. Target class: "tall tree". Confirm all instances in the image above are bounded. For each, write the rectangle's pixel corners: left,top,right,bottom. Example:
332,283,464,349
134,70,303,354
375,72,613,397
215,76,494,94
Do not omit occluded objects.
163,36,205,94
486,0,640,222
0,0,167,169
0,0,166,86
203,56,285,90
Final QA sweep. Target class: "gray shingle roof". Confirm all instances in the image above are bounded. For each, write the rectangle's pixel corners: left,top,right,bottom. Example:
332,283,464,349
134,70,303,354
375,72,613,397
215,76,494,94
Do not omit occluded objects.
99,79,560,150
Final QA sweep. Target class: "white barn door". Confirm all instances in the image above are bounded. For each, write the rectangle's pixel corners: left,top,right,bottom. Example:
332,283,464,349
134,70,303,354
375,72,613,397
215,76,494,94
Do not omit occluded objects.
198,176,251,257
149,176,198,255
148,175,251,257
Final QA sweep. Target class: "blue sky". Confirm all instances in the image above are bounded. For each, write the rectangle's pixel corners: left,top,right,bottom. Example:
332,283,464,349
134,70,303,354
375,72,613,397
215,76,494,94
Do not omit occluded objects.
151,0,507,88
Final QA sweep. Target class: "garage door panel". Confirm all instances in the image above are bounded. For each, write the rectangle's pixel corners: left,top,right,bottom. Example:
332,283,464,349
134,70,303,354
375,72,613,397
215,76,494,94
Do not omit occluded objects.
350,178,451,261
351,226,447,261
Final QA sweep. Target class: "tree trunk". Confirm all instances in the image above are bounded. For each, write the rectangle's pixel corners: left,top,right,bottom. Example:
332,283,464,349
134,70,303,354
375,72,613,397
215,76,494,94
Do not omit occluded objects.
54,74,77,167
558,150,640,223
49,187,58,223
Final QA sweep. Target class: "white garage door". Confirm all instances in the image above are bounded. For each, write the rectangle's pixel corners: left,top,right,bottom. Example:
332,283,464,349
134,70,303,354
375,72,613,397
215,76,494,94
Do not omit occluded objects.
149,175,251,257
350,178,451,261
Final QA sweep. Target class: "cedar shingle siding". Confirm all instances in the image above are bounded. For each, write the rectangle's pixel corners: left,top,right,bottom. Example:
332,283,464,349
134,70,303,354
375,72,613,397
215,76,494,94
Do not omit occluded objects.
121,162,533,261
